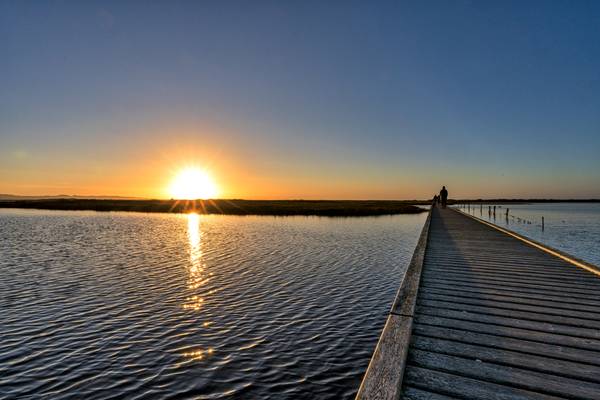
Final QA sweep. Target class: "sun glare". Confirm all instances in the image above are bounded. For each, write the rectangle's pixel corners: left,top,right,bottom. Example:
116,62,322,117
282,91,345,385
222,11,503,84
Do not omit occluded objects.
169,168,218,200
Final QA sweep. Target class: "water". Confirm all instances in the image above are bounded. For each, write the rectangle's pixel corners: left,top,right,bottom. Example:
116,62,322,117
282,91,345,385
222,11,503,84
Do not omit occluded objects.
0,209,426,399
458,203,600,266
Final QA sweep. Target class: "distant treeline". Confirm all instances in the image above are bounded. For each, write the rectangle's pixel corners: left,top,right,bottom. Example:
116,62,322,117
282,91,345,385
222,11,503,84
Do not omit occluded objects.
0,199,427,217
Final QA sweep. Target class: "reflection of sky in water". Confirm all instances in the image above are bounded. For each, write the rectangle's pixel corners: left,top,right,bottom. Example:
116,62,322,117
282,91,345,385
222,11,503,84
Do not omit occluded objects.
457,203,600,266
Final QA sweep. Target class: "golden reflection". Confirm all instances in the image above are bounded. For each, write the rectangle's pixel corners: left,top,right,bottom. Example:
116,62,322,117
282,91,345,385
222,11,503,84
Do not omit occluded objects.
181,213,216,362
183,213,209,310
183,348,214,361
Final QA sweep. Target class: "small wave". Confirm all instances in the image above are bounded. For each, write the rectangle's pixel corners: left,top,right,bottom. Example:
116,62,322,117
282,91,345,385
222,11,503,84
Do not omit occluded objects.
0,210,425,399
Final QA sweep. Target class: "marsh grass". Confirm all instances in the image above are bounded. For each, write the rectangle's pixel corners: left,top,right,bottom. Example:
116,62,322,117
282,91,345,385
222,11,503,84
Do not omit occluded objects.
0,199,426,217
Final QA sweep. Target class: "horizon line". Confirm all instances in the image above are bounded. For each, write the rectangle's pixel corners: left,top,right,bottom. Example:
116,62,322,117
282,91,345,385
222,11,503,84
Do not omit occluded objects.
2,194,600,202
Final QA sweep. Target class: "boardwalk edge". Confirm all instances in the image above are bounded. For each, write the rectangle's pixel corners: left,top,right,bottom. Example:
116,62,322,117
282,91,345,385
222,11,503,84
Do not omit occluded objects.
355,205,433,400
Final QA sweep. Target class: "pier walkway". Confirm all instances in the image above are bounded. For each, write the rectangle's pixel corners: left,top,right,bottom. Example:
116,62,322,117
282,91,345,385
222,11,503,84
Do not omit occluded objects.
357,206,600,400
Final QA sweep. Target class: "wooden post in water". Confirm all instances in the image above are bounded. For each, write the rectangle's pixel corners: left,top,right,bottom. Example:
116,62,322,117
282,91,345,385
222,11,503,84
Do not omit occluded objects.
542,216,545,231
506,208,509,223
480,203,482,216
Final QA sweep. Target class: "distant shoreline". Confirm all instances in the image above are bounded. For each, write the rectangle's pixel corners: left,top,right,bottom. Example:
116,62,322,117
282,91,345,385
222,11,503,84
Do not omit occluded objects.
1,198,598,217
0,199,426,217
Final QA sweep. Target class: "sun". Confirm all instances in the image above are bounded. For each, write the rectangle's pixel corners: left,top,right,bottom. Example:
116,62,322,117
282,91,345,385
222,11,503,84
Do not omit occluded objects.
169,167,218,200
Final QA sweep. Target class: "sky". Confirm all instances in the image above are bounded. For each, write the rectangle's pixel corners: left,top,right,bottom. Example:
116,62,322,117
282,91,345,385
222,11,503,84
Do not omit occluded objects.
1,0,599,199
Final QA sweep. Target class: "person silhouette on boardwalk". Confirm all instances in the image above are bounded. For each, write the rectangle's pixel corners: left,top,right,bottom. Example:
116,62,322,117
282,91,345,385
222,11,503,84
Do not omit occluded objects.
440,186,448,208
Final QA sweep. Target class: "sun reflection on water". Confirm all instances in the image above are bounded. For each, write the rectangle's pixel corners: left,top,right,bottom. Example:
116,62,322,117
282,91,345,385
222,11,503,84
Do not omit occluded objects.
183,348,214,361
182,213,215,361
183,213,209,310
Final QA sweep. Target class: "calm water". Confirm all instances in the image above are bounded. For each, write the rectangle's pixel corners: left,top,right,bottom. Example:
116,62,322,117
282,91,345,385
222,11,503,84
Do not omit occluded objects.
458,203,600,266
0,209,426,399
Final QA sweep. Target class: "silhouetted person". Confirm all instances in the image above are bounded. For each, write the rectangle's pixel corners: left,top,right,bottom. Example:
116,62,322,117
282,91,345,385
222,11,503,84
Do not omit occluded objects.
440,186,448,208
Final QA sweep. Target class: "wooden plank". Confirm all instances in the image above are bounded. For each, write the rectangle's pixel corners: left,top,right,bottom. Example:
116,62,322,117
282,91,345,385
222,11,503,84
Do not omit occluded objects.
417,298,600,330
420,271,600,294
419,284,600,309
418,292,600,321
420,287,600,314
403,366,562,400
421,277,600,303
408,349,600,399
425,251,589,267
355,314,413,400
425,254,575,268
414,313,600,352
421,276,600,300
421,263,600,284
421,265,600,289
401,387,457,400
415,305,600,342
412,323,600,366
410,335,600,383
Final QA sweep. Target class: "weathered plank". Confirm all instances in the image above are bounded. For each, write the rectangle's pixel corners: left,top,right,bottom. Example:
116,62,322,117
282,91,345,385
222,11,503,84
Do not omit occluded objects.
356,314,414,400
420,277,600,302
421,276,600,299
403,366,562,400
421,270,600,293
412,323,600,366
414,313,600,352
415,304,600,340
417,298,600,329
419,285,600,311
417,292,600,321
422,263,600,285
410,335,600,383
401,387,457,400
408,349,600,399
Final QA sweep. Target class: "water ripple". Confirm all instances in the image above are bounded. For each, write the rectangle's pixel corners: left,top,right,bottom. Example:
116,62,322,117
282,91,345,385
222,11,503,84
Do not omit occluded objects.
0,209,425,399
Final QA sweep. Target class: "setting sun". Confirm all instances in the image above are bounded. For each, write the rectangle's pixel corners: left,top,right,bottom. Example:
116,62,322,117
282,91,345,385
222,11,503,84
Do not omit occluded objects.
169,168,218,200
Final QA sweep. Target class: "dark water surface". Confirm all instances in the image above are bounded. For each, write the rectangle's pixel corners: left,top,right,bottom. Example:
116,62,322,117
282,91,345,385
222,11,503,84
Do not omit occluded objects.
0,209,426,399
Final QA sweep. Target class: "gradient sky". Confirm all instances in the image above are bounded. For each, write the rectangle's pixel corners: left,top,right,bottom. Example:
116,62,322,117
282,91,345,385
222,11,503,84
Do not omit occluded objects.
1,1,599,199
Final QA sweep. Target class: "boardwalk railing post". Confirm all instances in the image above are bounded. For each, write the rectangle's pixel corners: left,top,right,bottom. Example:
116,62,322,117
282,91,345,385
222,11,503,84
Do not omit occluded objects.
542,216,545,231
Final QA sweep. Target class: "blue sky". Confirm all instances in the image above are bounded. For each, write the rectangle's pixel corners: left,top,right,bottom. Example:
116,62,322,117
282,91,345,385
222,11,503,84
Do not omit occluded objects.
1,1,599,198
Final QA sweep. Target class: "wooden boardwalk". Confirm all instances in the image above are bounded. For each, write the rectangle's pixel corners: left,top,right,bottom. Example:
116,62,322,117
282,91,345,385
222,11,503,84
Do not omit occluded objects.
357,206,600,400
